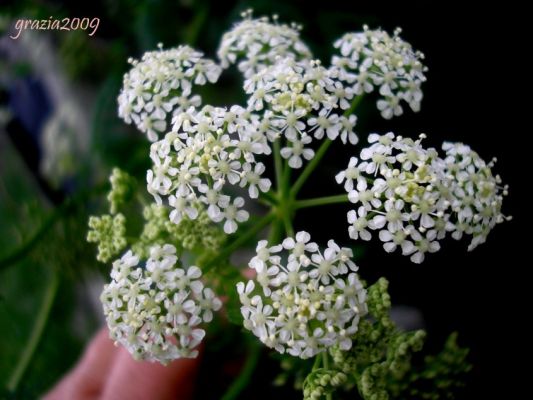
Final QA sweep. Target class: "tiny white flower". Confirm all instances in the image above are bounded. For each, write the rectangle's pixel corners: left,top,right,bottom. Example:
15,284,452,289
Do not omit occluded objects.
213,197,250,234
280,135,314,169
347,207,372,241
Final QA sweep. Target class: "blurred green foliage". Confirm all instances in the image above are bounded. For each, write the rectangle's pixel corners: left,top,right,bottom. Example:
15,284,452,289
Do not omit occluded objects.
0,138,101,397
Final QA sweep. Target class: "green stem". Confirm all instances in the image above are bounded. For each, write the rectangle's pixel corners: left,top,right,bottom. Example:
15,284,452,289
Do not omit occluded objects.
322,352,333,400
7,271,59,392
312,353,322,370
205,212,275,269
290,138,333,198
184,4,209,46
221,342,261,400
295,194,349,209
289,94,365,199
281,159,291,199
282,213,294,237
259,190,278,206
136,192,148,207
268,219,282,245
322,351,330,369
344,93,365,117
273,139,284,193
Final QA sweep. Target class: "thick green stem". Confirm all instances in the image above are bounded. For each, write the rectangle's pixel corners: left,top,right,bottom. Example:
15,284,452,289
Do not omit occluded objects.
282,213,295,237
7,271,59,392
295,194,349,209
221,341,261,400
268,219,283,245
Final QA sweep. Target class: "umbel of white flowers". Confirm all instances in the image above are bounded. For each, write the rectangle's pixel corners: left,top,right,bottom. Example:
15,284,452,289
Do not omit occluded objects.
102,11,512,368
101,244,222,364
146,105,271,233
237,232,367,359
218,9,312,77
337,132,511,263
117,44,222,142
331,26,427,119
244,57,360,167
119,12,432,234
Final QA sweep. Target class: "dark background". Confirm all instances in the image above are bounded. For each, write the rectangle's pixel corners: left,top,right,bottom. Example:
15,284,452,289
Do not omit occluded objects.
1,0,526,398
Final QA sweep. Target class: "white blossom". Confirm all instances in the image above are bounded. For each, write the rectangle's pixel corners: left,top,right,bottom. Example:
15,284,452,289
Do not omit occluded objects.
280,135,314,169
442,142,511,251
338,132,510,262
238,232,367,359
146,105,270,233
243,57,358,169
347,207,372,241
212,196,250,234
218,10,311,78
101,245,222,364
118,44,222,141
331,26,427,119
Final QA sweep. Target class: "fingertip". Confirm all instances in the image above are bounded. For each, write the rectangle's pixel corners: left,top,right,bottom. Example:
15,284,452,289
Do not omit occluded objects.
101,346,202,400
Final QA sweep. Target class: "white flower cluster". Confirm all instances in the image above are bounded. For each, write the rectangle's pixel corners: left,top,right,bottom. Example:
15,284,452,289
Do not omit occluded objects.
101,244,222,364
244,57,359,168
147,105,272,233
442,142,511,250
218,9,311,78
118,44,222,142
331,26,427,119
337,132,509,263
237,232,367,359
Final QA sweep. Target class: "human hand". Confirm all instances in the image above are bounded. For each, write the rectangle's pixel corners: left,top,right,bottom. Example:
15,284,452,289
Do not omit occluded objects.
43,328,200,400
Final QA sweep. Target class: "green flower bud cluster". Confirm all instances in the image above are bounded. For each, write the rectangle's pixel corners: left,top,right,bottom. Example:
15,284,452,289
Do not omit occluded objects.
107,168,136,215
356,330,426,400
296,278,469,399
391,332,471,400
171,205,225,253
87,213,127,262
303,366,348,400
132,203,225,259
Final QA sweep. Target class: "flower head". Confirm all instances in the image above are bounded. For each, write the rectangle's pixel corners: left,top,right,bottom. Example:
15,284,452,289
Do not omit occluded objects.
442,142,511,250
237,232,367,358
146,105,271,233
118,44,222,141
338,133,510,262
331,27,427,119
107,168,136,215
244,57,359,168
218,10,311,77
101,244,221,364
